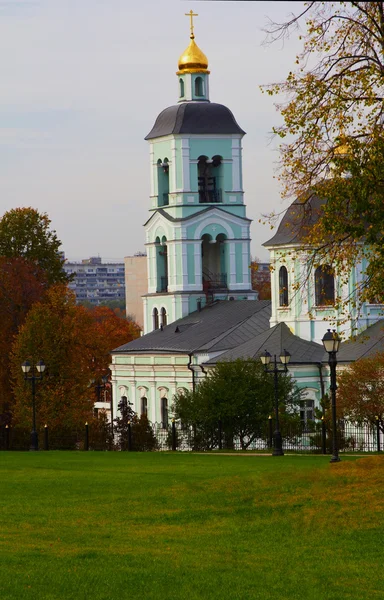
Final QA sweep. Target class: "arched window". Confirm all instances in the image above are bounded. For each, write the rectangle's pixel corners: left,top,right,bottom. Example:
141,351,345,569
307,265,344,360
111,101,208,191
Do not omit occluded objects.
195,76,203,96
161,397,168,428
198,156,222,203
141,397,148,417
279,266,289,306
153,308,159,330
161,307,167,327
179,78,184,98
157,158,169,206
315,265,335,306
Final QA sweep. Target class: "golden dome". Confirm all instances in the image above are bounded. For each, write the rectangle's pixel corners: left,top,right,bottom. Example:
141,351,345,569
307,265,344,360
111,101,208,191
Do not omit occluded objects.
177,37,210,75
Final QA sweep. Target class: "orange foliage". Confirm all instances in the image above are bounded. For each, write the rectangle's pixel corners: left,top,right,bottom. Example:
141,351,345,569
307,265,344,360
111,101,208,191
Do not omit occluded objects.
337,354,384,427
11,286,140,430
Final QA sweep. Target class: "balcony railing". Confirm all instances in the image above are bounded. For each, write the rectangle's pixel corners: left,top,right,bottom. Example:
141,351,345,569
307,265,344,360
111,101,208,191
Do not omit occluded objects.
202,272,228,291
198,188,222,204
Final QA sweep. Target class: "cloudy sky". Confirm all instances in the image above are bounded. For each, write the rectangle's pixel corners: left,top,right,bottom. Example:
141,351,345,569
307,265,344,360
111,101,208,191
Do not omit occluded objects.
0,0,304,262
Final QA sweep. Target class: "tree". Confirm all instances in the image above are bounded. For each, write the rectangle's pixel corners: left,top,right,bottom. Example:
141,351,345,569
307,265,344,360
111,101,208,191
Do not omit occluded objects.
11,286,98,431
250,258,271,300
0,258,46,425
10,287,141,432
0,207,69,285
264,2,384,304
114,397,158,451
337,354,384,431
172,358,301,450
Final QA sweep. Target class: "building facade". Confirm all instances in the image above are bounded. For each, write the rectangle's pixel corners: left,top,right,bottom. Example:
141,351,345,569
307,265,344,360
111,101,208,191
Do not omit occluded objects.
64,256,125,305
109,16,384,428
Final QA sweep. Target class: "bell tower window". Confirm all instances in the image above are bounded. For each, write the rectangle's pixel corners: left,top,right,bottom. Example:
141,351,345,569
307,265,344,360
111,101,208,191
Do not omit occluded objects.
195,76,204,97
179,78,185,98
198,156,222,203
153,308,159,330
155,236,168,293
157,158,169,206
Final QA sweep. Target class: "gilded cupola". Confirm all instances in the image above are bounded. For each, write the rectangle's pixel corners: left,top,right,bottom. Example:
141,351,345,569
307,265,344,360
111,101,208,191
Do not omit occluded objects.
177,10,210,75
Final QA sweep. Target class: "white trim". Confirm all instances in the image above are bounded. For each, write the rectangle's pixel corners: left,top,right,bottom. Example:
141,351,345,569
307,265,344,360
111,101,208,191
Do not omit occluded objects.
194,217,235,240
170,139,177,193
181,138,190,191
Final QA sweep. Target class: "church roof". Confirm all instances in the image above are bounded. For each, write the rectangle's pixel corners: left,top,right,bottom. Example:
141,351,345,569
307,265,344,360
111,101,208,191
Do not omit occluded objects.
263,193,326,247
112,300,271,354
204,322,324,365
145,102,245,140
337,320,384,362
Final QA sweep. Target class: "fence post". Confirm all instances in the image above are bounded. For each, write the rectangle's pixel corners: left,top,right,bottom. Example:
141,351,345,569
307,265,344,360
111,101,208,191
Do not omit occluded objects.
218,419,222,450
171,419,177,451
127,421,132,451
376,416,381,453
268,416,273,449
5,425,10,451
321,416,327,454
44,424,49,451
84,422,89,451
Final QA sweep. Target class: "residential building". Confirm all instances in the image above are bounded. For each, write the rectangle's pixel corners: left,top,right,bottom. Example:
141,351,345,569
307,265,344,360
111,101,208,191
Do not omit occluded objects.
63,256,125,305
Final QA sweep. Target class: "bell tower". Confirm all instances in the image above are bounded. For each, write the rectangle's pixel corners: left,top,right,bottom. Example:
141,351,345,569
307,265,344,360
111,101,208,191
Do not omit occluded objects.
142,11,256,333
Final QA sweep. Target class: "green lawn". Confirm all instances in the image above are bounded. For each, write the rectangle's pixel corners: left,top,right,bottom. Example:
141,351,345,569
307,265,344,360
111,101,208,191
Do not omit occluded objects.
0,452,383,600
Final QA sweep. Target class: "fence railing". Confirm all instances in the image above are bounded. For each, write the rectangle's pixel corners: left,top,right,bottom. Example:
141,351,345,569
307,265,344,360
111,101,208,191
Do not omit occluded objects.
1,419,382,453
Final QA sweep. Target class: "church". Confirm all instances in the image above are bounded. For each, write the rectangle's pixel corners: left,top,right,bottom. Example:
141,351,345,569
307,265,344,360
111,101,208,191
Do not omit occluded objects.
110,14,384,426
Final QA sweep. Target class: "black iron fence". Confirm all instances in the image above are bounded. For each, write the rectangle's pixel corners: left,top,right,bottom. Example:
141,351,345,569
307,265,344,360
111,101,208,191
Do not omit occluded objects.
0,419,383,453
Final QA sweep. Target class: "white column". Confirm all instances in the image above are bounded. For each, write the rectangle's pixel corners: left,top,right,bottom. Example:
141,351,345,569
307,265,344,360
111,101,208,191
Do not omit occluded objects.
171,140,177,193
150,384,157,423
194,241,202,287
181,138,190,191
232,138,241,192
229,242,236,287
150,144,156,197
242,241,250,287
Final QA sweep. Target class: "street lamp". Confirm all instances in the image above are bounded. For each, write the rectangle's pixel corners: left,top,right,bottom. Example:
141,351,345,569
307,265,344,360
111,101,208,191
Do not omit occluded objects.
322,329,341,463
21,359,46,451
91,375,109,416
260,349,291,456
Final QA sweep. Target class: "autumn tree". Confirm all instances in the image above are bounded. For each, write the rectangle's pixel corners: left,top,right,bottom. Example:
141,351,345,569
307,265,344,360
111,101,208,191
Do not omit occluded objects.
0,207,69,285
10,287,141,432
250,258,271,300
337,354,384,431
0,258,46,425
264,2,384,304
172,358,301,450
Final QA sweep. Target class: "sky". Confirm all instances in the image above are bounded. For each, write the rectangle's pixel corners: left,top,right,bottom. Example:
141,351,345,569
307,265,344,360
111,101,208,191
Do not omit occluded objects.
0,0,305,262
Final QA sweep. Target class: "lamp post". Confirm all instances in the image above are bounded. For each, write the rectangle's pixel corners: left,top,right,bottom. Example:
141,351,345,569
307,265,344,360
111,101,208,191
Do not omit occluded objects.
322,329,341,463
91,375,109,417
21,360,46,451
260,349,291,456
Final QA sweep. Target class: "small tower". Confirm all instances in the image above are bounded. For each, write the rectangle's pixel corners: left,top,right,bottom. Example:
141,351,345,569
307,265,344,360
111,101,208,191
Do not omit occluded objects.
142,11,256,333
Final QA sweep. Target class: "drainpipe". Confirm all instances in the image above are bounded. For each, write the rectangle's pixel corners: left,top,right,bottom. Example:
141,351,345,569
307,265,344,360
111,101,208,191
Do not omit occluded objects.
188,353,195,392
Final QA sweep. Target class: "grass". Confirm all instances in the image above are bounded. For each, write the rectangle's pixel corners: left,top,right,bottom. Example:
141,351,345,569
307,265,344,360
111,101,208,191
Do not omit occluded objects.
0,452,383,600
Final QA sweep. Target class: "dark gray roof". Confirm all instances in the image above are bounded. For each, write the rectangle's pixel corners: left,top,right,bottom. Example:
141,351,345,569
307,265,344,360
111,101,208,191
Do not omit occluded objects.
205,322,324,365
263,193,326,247
337,320,384,362
145,102,245,140
112,300,271,354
